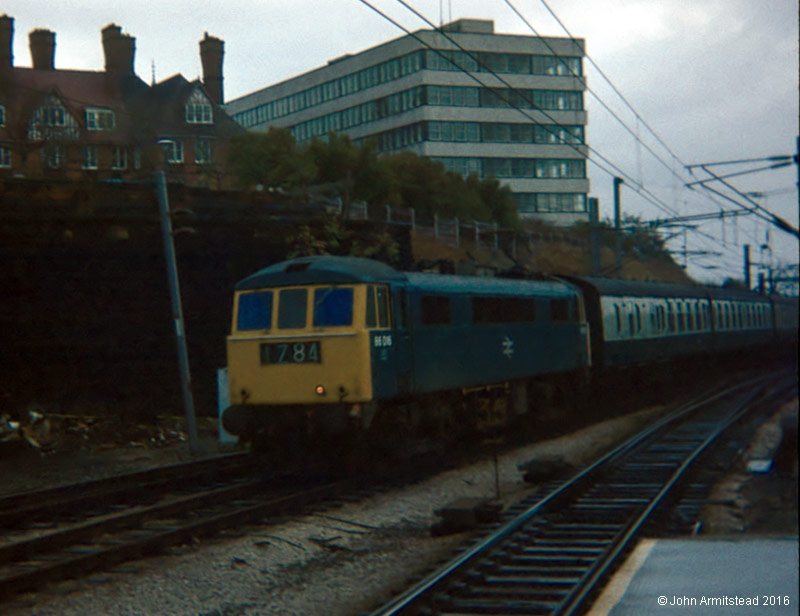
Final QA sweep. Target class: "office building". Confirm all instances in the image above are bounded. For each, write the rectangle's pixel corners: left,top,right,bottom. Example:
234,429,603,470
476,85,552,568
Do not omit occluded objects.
225,18,590,225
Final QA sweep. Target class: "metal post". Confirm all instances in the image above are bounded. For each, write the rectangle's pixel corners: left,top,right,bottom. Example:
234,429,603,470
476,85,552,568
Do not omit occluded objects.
155,171,200,455
589,197,601,276
410,207,415,231
454,217,460,247
744,244,751,289
614,177,624,277
434,212,439,239
474,220,479,245
493,221,499,249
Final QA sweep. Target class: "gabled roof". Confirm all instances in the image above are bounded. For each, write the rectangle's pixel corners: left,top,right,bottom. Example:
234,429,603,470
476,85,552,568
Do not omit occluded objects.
149,74,242,138
0,66,150,143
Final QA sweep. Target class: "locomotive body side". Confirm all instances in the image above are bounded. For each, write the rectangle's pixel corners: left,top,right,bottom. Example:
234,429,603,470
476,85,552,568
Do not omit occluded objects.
402,272,589,394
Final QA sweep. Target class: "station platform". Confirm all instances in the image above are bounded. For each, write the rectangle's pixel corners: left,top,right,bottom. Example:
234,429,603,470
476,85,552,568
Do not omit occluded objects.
587,537,798,615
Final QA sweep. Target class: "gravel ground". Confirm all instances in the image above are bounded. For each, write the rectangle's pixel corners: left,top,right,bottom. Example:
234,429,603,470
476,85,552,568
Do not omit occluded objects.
3,395,795,616
4,405,670,616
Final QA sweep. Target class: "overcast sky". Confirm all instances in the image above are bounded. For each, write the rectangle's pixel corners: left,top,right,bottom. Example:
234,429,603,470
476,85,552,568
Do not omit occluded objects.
3,0,798,288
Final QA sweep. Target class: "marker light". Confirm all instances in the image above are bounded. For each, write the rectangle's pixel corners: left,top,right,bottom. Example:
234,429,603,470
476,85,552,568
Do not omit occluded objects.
315,385,326,396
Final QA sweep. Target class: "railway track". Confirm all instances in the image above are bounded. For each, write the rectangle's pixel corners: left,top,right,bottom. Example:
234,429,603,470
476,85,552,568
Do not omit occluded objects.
370,372,796,616
0,450,343,600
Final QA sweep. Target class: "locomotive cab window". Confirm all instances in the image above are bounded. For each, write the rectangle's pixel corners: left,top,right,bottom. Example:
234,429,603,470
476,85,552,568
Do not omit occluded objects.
313,287,354,327
278,288,308,329
237,291,273,331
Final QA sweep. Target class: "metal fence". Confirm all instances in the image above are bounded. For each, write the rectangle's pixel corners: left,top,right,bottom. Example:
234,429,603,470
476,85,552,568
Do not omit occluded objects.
341,200,587,258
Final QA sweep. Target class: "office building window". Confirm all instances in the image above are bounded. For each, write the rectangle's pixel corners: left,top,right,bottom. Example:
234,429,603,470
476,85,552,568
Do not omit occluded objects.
515,193,587,213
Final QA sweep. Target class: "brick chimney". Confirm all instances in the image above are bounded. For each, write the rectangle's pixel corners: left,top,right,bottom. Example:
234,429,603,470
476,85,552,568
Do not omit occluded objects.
199,32,224,105
0,14,13,68
29,28,55,70
102,23,135,75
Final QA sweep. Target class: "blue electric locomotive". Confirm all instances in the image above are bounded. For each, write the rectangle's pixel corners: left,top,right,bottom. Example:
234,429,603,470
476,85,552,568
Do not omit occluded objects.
224,255,590,441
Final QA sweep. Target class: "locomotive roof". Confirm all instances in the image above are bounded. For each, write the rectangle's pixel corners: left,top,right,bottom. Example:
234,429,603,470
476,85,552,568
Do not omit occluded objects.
404,272,578,297
236,256,577,297
235,256,405,289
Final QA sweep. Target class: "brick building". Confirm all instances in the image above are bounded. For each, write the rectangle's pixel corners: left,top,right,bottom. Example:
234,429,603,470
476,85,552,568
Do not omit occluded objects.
0,16,241,187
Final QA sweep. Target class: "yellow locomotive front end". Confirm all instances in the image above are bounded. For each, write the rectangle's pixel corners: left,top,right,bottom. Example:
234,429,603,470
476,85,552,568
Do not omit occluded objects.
227,284,374,407
223,256,402,445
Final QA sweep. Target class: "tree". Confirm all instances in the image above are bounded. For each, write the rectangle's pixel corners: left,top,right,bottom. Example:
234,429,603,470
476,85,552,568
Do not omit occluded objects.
227,129,522,228
226,128,316,190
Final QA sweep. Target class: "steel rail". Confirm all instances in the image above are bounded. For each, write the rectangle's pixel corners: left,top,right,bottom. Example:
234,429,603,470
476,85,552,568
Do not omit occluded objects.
0,477,343,599
0,451,253,528
369,374,780,616
557,385,769,615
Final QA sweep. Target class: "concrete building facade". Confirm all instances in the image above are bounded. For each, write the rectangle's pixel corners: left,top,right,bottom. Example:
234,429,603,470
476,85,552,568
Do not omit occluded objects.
225,19,590,225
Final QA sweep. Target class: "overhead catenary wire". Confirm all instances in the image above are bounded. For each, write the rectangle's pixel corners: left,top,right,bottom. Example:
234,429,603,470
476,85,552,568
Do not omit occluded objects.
392,0,764,270
502,0,794,275
357,0,774,280
528,0,688,169
375,0,686,220
503,0,689,202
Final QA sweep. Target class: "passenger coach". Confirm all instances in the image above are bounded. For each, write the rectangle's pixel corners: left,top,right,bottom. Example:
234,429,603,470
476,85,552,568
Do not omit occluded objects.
566,276,782,369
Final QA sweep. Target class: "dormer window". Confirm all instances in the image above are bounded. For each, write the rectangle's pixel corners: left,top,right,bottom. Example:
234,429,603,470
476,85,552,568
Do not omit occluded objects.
28,96,76,140
185,90,213,124
86,108,115,131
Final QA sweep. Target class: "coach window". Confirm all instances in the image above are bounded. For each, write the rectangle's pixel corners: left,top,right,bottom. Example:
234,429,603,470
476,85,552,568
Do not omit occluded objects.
687,303,695,330
278,288,307,329
635,305,642,332
614,304,621,333
421,295,451,325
